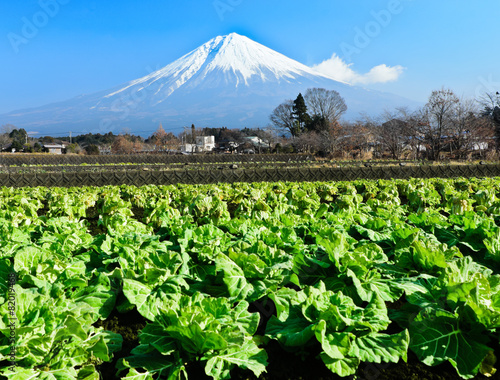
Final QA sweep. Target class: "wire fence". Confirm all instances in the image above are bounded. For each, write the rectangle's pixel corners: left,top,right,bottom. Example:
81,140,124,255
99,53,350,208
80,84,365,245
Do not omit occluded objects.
1,164,499,188
0,153,311,166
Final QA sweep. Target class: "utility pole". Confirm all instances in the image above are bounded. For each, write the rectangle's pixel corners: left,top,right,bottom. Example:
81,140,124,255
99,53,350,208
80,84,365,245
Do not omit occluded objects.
69,131,72,144
183,126,188,147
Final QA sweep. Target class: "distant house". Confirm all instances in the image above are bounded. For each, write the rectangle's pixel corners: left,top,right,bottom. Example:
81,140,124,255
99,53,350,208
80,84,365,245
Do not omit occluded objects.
240,136,271,153
43,143,65,154
196,136,216,152
182,143,196,153
181,136,215,153
217,140,239,153
472,142,488,151
245,136,269,148
98,146,112,155
1,143,13,153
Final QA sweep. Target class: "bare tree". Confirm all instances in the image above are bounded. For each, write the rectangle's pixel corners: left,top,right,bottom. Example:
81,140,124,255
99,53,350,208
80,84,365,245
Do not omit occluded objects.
111,135,141,154
448,99,476,157
448,99,494,158
1,124,16,134
374,108,427,160
263,124,277,151
422,88,460,160
0,135,11,152
270,100,299,137
337,121,372,159
317,120,345,156
479,92,500,118
0,125,13,152
304,88,347,124
399,109,420,160
290,132,321,153
149,124,178,151
152,124,168,141
478,92,500,150
375,108,415,159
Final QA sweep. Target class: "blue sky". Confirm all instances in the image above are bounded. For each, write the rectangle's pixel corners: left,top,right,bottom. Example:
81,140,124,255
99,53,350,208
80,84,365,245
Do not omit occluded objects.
1,0,499,117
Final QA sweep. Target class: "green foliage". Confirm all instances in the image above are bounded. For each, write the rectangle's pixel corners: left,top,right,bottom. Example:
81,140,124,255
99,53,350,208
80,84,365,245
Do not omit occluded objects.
292,93,311,135
305,114,329,133
85,144,100,155
10,139,23,152
118,294,267,379
266,282,409,376
2,177,500,378
8,128,27,142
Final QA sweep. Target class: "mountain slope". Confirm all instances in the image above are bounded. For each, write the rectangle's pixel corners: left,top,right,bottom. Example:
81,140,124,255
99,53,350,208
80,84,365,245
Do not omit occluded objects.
0,33,419,135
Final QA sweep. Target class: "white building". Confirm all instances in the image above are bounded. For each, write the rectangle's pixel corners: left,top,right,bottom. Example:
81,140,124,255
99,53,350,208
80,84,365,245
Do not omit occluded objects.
196,136,216,152
182,143,196,153
43,144,65,154
181,136,215,153
472,142,488,151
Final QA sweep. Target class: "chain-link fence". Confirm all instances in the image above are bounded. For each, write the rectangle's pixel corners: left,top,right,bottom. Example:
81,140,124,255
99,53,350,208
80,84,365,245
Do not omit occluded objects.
0,153,312,166
1,164,499,188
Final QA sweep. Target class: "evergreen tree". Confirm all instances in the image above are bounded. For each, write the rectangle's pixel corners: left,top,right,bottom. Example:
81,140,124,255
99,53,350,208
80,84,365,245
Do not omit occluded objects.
292,93,311,135
11,139,23,152
9,128,27,145
290,120,302,138
494,106,500,125
306,115,329,133
23,143,33,153
85,144,100,155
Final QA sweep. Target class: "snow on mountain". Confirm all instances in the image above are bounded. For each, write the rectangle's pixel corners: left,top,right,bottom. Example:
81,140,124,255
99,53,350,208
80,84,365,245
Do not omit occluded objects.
105,33,340,98
0,33,419,136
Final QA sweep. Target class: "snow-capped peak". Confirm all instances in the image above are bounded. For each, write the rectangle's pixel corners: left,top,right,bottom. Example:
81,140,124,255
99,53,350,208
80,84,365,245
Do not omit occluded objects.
105,33,340,100
0,32,420,135
203,33,332,83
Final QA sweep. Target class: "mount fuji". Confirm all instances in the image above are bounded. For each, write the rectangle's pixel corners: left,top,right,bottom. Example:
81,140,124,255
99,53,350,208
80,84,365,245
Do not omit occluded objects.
1,33,418,136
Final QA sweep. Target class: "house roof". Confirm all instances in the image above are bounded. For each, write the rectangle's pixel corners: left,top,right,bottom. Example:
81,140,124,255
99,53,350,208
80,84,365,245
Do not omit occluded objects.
244,136,268,148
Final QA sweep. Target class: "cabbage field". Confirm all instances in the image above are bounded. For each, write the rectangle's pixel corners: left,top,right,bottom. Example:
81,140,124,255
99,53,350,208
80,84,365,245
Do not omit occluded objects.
1,178,500,379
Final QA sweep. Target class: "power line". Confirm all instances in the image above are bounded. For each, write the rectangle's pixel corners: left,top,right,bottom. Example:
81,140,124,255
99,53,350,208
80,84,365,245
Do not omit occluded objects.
13,124,227,140
25,126,183,137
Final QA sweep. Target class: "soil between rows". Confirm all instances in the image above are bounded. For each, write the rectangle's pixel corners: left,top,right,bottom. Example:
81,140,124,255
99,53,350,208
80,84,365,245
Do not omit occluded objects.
94,308,500,380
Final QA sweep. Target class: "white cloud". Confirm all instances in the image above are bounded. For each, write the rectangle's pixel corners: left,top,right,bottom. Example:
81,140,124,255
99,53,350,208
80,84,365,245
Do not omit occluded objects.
312,53,405,85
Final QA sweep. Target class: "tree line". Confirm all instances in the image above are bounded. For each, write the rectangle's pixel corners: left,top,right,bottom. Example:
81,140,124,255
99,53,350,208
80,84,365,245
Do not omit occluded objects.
269,87,500,160
0,124,276,155
2,87,498,159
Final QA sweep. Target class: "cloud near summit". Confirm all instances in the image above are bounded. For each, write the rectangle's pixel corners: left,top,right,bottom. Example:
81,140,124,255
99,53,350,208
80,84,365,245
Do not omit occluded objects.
312,53,405,85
